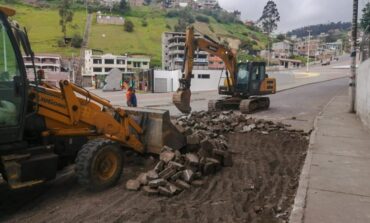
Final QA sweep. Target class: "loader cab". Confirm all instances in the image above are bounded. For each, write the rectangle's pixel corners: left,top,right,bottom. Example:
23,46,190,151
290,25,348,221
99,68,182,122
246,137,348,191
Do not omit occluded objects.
0,9,28,145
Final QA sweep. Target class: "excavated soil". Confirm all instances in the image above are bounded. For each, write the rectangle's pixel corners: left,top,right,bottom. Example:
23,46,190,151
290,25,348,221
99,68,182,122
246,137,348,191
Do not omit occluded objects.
0,131,308,223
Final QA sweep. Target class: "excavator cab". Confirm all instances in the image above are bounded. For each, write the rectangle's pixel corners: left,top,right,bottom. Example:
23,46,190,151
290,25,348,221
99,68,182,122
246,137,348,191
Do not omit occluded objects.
0,8,28,145
219,62,270,98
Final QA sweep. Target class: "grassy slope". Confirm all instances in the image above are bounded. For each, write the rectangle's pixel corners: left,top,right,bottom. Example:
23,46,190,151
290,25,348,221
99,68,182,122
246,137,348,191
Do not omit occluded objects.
88,6,268,67
0,2,86,56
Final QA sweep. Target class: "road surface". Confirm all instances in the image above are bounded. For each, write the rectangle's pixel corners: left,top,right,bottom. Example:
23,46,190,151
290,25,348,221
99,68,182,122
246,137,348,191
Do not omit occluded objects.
0,69,349,222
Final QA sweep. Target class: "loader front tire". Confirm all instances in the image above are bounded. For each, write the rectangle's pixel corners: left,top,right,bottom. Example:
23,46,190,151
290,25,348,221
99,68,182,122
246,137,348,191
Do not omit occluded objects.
76,139,124,191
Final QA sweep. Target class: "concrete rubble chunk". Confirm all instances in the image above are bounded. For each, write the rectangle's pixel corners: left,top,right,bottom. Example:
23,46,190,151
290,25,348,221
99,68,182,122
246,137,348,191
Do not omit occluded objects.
168,161,185,170
136,173,148,186
191,180,205,187
126,179,141,191
174,179,191,190
158,166,177,180
148,178,167,188
154,160,165,173
160,151,175,163
158,186,174,197
167,183,182,194
185,153,200,166
146,170,159,181
182,169,194,183
170,170,184,181
142,186,159,196
187,134,200,145
203,158,221,175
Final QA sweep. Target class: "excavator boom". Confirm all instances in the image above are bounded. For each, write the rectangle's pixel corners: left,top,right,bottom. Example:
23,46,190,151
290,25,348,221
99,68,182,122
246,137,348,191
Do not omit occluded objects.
172,26,237,113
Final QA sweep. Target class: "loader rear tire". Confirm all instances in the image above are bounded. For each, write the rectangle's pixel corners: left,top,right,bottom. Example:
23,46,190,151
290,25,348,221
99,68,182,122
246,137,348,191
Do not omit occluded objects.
75,139,123,191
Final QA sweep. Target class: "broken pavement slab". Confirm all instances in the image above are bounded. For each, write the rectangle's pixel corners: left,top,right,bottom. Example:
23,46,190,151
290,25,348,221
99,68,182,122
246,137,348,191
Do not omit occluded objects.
126,179,141,191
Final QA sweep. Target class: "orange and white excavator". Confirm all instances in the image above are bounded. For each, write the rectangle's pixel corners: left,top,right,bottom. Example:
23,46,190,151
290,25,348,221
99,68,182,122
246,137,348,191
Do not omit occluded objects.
0,7,185,190
173,26,277,114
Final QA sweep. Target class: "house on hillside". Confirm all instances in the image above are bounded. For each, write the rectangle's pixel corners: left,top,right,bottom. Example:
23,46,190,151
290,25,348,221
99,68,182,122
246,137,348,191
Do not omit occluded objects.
96,12,125,25
128,0,145,7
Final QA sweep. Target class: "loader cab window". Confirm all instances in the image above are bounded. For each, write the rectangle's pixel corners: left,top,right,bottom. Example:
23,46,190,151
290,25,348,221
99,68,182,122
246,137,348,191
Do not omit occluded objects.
251,64,265,81
0,19,21,127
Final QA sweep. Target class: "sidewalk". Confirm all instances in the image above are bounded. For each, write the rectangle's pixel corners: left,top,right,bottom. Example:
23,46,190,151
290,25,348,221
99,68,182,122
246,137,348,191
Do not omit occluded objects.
290,95,370,223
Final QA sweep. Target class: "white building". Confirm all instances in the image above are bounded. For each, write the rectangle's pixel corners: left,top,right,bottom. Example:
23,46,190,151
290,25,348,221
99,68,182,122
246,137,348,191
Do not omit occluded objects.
23,54,69,86
153,69,226,92
82,49,150,87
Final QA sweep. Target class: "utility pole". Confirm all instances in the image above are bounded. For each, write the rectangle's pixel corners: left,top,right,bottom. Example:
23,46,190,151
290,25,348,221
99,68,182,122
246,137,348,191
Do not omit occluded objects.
306,30,311,73
350,0,358,113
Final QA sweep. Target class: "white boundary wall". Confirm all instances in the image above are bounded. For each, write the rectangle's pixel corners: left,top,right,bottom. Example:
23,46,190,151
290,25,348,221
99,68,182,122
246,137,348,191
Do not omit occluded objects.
154,69,226,93
357,59,370,128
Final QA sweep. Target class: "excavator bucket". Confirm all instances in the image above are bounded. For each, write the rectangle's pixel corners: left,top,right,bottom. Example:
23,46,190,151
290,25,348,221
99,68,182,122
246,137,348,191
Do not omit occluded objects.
172,89,192,114
124,107,186,154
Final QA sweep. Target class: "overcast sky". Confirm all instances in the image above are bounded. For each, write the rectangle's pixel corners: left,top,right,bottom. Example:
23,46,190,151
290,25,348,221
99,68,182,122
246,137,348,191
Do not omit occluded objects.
218,0,368,33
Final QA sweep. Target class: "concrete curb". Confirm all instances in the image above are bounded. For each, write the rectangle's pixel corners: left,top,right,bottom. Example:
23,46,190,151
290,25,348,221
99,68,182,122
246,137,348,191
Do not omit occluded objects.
288,96,338,223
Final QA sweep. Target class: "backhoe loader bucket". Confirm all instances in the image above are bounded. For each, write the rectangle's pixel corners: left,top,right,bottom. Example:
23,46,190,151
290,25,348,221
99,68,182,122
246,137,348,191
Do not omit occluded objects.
172,89,192,114
124,107,186,154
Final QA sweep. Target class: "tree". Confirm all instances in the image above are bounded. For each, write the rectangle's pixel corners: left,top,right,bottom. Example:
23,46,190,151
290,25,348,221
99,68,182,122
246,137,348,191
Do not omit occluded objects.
59,0,74,39
259,0,280,66
71,34,83,48
361,2,370,31
119,0,130,14
124,20,134,32
259,0,280,34
276,34,285,41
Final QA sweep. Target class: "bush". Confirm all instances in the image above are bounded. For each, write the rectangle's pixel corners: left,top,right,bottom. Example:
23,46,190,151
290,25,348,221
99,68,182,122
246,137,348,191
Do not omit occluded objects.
71,34,83,48
124,20,134,32
196,15,210,23
166,24,171,30
57,38,67,47
208,24,214,33
141,18,148,27
166,10,180,18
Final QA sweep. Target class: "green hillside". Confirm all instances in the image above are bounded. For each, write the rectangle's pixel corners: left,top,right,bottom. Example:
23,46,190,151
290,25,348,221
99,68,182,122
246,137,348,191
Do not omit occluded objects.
0,2,268,66
0,1,86,56
88,6,269,67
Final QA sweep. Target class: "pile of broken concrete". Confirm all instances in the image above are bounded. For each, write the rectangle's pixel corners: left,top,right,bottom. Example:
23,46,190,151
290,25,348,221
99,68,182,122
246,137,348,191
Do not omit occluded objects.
126,110,307,197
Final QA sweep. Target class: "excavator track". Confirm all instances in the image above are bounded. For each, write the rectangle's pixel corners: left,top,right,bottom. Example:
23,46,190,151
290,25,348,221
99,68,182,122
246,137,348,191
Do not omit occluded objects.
239,97,270,114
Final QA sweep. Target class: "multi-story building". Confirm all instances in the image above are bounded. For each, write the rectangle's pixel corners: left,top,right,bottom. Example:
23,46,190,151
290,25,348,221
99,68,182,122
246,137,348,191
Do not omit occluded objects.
272,40,294,59
23,54,62,72
82,50,150,87
295,38,322,57
195,0,218,9
23,54,70,85
162,32,209,70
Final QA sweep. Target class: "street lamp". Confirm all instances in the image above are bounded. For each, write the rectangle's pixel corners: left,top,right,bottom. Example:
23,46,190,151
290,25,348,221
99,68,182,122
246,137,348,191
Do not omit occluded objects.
306,30,311,72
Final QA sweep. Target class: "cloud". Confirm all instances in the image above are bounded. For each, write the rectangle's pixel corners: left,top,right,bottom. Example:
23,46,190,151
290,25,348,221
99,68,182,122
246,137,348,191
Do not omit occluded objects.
218,0,366,32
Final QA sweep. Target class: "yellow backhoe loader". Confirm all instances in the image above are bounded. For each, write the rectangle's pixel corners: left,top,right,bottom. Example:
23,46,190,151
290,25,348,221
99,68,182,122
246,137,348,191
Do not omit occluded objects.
0,7,185,190
173,26,277,114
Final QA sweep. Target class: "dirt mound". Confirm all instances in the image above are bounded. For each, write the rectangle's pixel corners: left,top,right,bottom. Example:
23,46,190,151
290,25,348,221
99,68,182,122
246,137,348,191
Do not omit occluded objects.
0,112,308,223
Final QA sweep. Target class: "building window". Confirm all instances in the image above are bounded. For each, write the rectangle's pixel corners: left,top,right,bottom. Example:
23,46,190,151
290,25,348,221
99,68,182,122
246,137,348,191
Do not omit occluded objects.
117,59,125,64
143,62,148,66
105,59,114,64
93,67,102,72
93,59,102,64
133,62,141,68
198,74,210,79
105,68,113,72
127,61,132,65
